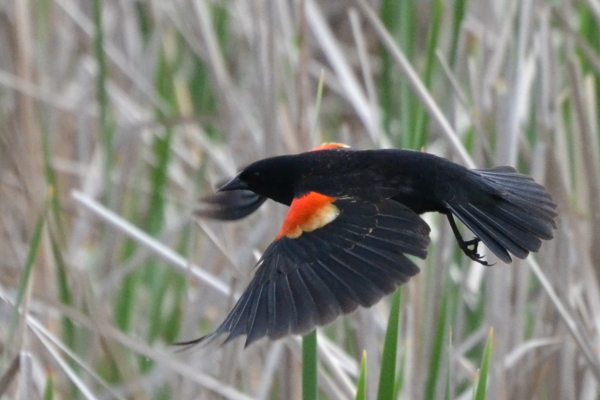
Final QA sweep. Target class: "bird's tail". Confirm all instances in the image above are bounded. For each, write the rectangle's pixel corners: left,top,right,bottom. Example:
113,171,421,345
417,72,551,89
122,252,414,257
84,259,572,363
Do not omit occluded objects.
445,166,557,263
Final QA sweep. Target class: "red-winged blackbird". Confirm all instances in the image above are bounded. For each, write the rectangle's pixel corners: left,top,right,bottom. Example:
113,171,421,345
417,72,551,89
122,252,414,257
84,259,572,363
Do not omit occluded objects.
184,143,557,347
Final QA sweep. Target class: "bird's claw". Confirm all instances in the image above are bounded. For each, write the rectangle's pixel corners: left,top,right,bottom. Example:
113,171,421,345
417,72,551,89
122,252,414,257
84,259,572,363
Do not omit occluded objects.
446,214,493,266
461,238,493,266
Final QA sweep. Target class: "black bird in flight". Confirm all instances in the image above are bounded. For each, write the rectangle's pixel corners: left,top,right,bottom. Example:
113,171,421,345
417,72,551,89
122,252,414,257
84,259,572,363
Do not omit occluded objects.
184,143,557,347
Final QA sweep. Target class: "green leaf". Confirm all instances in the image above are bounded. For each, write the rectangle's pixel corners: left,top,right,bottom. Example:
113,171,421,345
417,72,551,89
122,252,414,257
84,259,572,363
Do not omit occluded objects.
376,289,402,400
303,330,318,400
444,328,453,400
43,369,54,400
424,286,449,400
412,0,443,148
91,0,115,190
449,0,467,66
473,327,494,400
2,199,48,366
49,234,75,352
355,351,368,400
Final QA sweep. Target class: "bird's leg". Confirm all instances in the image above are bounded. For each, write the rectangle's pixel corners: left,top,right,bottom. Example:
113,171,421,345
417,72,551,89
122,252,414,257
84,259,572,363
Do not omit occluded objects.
446,214,492,266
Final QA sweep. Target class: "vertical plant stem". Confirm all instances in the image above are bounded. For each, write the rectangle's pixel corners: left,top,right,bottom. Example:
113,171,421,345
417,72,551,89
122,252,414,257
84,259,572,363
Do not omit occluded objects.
376,289,402,400
312,70,326,144
302,330,318,400
473,328,494,400
91,0,114,190
355,351,368,400
2,199,48,366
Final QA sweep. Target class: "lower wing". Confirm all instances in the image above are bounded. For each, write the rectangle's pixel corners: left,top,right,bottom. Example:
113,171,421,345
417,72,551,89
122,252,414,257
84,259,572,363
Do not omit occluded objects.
182,195,431,348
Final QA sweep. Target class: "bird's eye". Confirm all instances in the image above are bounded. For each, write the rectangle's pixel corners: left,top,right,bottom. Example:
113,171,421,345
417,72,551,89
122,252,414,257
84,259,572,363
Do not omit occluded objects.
253,171,260,177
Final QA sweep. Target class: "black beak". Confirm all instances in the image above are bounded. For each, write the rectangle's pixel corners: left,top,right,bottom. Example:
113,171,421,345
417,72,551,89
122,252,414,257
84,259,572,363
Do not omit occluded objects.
217,176,248,192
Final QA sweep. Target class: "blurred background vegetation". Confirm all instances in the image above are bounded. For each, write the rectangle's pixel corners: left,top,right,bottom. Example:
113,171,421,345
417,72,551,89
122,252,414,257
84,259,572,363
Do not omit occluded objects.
1,0,599,399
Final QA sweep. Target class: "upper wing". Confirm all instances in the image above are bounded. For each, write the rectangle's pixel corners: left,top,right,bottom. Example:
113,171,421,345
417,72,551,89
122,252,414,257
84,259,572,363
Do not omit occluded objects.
186,193,431,348
195,189,267,221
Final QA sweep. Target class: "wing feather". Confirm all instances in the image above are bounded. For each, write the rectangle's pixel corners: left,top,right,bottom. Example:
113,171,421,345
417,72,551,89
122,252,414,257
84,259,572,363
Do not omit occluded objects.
299,265,344,325
288,269,320,336
187,197,431,347
244,285,268,345
312,260,361,313
196,190,267,221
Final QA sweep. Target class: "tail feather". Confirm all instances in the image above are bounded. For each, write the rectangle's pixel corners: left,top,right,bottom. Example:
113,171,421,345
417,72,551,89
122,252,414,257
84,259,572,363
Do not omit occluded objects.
446,167,557,263
448,204,515,262
473,167,557,214
489,200,554,240
460,204,533,259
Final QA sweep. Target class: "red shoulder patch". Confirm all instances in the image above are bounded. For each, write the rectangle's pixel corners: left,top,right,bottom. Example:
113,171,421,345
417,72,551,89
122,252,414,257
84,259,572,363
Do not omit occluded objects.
310,142,350,151
276,192,339,240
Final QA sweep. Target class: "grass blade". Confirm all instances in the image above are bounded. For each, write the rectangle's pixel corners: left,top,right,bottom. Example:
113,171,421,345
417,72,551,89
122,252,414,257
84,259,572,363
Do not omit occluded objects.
355,351,367,400
424,285,449,400
376,288,401,400
473,327,494,400
2,198,48,366
303,330,318,400
43,369,54,400
91,0,114,188
412,0,443,148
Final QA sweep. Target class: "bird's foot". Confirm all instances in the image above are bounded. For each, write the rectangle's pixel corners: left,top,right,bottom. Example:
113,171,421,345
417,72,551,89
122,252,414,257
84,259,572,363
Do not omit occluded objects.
460,238,493,266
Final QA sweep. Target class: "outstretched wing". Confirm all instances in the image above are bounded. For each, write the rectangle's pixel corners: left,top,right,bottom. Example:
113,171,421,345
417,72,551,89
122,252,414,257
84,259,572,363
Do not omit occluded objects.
195,189,267,221
183,193,431,348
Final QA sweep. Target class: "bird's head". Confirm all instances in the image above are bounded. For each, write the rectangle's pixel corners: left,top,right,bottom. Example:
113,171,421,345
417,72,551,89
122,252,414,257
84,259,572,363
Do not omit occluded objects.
217,145,351,204
218,155,299,205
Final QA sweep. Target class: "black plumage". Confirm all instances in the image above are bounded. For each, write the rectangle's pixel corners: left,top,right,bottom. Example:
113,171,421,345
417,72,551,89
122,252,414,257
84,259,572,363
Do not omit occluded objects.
180,146,557,347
